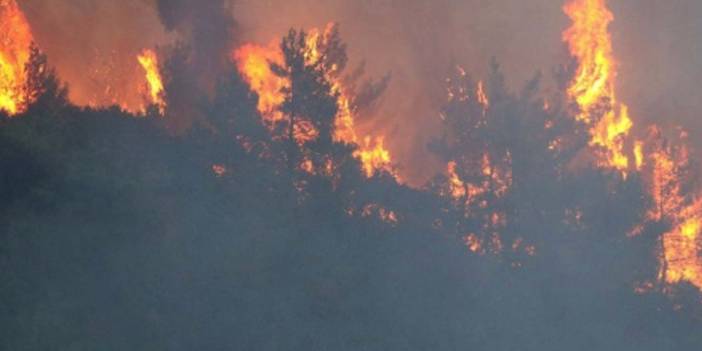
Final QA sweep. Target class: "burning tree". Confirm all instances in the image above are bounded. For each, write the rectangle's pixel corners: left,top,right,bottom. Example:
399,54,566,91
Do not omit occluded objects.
429,61,564,261
271,28,342,172
2,1,702,350
234,24,395,180
0,0,33,116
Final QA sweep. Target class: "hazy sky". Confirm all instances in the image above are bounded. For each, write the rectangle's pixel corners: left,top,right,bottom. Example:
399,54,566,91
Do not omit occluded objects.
20,0,702,183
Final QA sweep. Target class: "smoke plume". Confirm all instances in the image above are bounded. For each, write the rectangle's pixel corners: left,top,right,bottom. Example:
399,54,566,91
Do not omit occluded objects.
17,0,702,183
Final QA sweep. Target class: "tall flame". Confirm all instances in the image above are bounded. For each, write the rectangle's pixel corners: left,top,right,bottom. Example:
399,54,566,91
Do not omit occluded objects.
0,0,33,116
233,42,287,126
562,0,702,293
563,0,633,173
233,25,394,177
137,49,166,114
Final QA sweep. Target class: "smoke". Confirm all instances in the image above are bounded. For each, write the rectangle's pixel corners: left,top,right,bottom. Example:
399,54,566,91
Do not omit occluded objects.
150,0,239,133
156,0,237,94
16,0,568,183
610,0,702,141
16,0,702,183
232,0,568,184
19,0,172,110
232,0,702,183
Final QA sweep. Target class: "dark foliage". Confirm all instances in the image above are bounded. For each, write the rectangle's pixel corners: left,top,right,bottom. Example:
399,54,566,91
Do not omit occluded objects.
0,33,700,351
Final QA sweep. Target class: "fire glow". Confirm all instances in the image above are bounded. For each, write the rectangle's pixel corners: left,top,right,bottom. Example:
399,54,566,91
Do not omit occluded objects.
3,0,702,297
0,0,33,116
643,129,702,290
563,0,633,173
233,25,393,178
564,0,702,293
137,49,166,114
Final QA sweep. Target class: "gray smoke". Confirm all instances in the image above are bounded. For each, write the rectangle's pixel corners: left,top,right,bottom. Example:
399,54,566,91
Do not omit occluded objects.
156,0,238,94
18,0,702,182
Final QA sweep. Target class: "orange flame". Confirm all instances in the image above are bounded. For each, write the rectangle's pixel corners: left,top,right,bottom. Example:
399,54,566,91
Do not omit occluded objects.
354,136,391,177
646,135,686,223
659,201,702,289
563,0,633,173
633,140,644,170
563,0,702,295
635,129,702,290
233,42,287,126
137,49,166,114
447,161,466,200
233,25,394,177
476,80,489,112
0,0,33,115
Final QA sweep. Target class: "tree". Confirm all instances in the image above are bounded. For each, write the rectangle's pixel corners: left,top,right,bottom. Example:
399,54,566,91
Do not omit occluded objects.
271,28,342,172
23,43,68,114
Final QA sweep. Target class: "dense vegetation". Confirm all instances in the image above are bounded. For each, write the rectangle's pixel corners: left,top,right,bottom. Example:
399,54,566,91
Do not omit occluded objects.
1,32,701,351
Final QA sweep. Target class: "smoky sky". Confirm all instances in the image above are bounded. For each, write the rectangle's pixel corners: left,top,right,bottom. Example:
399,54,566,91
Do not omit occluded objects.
611,0,702,136
155,0,237,92
18,0,702,184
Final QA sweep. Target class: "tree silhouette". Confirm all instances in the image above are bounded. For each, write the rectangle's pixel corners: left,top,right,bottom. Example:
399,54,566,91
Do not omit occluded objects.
23,43,68,114
0,24,699,351
271,29,340,171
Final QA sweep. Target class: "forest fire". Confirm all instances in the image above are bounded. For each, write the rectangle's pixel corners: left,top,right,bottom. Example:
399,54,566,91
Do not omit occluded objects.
476,80,489,113
137,49,166,114
660,201,702,289
233,42,287,126
563,0,633,173
1,1,166,116
563,0,702,292
641,129,702,290
356,136,391,177
3,0,699,294
0,0,33,116
6,0,702,347
233,24,394,177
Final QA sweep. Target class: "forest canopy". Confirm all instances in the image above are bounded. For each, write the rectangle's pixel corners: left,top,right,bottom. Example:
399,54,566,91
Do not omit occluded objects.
2,0,702,350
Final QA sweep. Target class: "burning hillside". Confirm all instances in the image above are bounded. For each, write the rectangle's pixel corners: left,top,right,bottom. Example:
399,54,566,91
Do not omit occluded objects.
3,0,701,299
3,0,702,349
562,0,702,293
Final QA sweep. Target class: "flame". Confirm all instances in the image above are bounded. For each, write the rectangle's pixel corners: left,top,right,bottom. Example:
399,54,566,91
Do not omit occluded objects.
563,0,633,173
633,140,644,170
659,199,702,289
564,0,702,294
630,127,702,291
563,0,615,122
647,137,685,223
212,164,227,177
447,152,513,257
463,234,483,254
233,43,287,126
233,24,394,176
0,0,33,115
354,136,391,177
0,1,166,116
446,160,485,206
476,80,489,112
447,161,466,199
137,49,166,114
361,203,399,225
644,130,702,290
